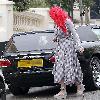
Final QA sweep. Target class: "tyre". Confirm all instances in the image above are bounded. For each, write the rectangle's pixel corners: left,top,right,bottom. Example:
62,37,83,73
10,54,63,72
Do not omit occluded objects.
0,92,6,100
89,56,100,90
9,84,29,96
0,82,6,100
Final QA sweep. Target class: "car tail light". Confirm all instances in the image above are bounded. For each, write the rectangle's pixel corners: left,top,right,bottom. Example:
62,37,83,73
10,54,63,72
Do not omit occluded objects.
49,56,55,63
0,59,11,67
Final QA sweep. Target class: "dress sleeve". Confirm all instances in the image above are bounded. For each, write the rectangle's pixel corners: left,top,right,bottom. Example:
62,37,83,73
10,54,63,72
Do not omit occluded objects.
66,19,83,50
54,25,63,40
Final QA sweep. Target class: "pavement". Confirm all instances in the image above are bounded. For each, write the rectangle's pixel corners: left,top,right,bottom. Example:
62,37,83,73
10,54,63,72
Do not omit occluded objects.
6,89,100,100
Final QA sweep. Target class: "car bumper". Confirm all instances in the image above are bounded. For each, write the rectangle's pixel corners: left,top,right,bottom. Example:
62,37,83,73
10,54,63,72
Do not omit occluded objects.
4,70,55,87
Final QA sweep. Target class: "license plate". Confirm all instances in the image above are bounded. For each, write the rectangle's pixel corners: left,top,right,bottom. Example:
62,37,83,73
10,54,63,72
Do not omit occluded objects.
18,59,43,68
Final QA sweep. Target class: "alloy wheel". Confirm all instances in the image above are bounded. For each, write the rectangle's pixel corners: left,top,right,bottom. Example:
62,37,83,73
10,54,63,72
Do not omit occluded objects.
90,56,100,88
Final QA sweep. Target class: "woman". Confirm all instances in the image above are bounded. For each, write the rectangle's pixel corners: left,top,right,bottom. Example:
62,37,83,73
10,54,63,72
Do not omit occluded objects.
49,6,85,98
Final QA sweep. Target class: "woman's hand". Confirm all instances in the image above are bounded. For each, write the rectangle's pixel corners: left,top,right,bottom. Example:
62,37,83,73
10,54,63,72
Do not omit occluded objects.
79,47,84,54
53,37,58,42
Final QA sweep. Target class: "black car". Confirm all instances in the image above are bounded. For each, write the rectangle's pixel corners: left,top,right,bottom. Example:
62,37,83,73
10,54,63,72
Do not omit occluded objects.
0,70,6,100
76,25,100,91
0,25,100,96
0,31,57,96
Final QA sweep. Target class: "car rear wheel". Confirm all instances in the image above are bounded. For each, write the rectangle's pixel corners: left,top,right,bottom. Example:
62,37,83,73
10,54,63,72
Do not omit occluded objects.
90,56,100,89
9,84,29,96
0,82,6,100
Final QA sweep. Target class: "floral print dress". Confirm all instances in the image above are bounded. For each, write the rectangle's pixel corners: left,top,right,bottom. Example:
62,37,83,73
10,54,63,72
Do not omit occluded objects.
52,19,83,86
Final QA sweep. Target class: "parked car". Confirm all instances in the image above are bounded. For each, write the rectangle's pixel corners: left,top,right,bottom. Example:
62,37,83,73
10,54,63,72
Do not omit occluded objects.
0,69,6,100
0,25,100,96
76,25,100,91
0,30,58,96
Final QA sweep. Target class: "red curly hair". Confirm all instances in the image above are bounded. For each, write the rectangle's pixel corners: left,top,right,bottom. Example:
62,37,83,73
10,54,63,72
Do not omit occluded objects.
49,6,69,34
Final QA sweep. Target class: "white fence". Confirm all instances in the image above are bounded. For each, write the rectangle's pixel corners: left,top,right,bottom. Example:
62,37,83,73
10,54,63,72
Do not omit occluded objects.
13,11,46,33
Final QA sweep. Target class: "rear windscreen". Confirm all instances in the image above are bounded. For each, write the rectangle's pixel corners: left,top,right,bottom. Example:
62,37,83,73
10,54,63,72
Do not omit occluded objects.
6,32,57,52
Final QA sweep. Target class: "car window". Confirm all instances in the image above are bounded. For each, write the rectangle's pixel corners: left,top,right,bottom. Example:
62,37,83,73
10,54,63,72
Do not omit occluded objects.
5,32,57,53
92,28,100,40
76,25,99,42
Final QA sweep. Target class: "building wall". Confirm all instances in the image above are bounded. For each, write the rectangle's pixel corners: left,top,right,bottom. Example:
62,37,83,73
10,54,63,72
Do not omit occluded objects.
0,0,14,42
29,8,54,30
0,0,14,55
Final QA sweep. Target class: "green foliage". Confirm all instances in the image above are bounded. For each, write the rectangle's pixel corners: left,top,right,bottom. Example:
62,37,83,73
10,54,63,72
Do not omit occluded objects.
46,0,71,11
29,0,49,8
46,0,75,18
12,0,30,11
13,0,50,11
82,0,95,8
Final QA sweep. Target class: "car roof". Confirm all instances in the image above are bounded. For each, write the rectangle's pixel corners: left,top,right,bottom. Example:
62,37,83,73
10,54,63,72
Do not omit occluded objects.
76,25,99,41
13,30,54,37
13,25,99,42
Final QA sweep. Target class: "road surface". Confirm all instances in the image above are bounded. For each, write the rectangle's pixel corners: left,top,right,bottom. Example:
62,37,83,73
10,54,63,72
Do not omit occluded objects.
6,86,100,100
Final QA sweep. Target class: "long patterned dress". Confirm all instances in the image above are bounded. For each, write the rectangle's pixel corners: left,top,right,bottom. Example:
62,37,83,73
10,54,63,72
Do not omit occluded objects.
52,19,83,86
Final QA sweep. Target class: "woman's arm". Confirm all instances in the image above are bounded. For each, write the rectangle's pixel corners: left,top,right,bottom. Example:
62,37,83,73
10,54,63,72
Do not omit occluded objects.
66,19,84,53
